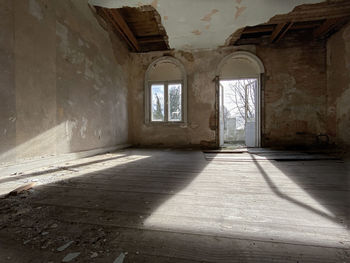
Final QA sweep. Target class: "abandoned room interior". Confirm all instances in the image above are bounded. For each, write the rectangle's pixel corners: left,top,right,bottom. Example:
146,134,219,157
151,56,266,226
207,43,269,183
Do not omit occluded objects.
1,0,350,262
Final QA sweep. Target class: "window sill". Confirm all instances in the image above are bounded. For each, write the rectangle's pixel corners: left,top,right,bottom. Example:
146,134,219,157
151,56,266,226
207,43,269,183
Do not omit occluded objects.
145,122,188,127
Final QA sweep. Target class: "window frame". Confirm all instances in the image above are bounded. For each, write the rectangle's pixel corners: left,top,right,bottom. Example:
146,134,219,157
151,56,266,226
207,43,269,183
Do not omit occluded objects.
144,57,187,125
149,80,184,123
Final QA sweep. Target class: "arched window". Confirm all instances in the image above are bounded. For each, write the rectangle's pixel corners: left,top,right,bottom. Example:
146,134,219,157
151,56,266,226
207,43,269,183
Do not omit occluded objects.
144,57,187,124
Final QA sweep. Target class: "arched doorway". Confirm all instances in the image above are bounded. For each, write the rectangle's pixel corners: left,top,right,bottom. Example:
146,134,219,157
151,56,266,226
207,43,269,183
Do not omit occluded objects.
216,51,265,148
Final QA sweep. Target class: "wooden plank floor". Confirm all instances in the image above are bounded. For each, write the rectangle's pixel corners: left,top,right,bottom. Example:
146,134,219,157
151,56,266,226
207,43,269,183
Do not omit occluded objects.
0,148,349,262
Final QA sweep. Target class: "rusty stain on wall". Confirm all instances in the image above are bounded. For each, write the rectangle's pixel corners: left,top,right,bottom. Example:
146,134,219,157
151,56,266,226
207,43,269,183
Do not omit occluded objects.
192,30,202,36
235,6,247,20
178,50,194,62
151,0,158,9
200,9,219,22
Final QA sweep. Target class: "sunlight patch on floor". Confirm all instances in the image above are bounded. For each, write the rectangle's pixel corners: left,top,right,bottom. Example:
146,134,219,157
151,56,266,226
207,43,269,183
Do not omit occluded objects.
144,160,349,248
0,154,150,196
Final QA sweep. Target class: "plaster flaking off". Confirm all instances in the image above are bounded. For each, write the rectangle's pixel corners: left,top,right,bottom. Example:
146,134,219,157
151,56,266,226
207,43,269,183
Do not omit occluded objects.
343,25,350,70
56,22,85,65
89,0,323,50
336,87,350,143
80,117,88,139
65,120,78,142
28,0,43,21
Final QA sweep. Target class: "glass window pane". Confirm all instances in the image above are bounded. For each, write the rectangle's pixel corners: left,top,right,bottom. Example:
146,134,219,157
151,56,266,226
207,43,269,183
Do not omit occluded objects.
246,80,257,122
168,84,182,121
151,84,165,121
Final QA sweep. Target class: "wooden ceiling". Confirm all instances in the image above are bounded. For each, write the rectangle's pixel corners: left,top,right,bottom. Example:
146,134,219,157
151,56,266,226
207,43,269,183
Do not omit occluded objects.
94,5,170,52
93,1,350,51
231,1,350,46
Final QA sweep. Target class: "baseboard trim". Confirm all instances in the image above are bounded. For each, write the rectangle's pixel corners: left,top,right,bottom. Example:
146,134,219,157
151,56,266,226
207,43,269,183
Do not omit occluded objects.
0,144,131,176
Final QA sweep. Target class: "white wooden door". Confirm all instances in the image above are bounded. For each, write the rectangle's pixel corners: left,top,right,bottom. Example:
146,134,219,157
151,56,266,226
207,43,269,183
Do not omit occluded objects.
219,84,224,147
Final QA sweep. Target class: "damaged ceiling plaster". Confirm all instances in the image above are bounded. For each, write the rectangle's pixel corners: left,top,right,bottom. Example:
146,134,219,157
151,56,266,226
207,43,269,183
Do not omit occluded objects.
89,0,324,50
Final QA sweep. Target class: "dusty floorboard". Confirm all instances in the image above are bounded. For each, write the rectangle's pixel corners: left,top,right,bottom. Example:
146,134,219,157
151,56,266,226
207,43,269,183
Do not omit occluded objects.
0,148,349,262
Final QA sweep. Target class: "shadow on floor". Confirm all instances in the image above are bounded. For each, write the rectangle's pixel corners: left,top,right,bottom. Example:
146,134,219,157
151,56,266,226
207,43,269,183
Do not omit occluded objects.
0,148,349,262
0,154,128,185
0,148,210,262
251,154,350,229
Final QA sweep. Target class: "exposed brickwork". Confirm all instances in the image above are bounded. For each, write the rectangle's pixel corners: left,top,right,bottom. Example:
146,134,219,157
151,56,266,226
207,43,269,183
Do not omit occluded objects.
257,33,327,147
130,39,329,148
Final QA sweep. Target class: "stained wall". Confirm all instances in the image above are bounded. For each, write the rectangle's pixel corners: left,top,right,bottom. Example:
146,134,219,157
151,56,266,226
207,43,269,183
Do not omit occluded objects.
129,47,255,147
257,35,327,147
0,0,16,161
129,36,328,148
0,0,129,164
327,22,350,148
1,0,347,157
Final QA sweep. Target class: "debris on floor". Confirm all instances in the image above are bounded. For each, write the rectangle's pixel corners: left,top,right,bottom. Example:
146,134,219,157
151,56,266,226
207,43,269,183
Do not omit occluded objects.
0,149,348,262
7,182,36,196
113,252,126,263
57,241,74,252
62,252,80,262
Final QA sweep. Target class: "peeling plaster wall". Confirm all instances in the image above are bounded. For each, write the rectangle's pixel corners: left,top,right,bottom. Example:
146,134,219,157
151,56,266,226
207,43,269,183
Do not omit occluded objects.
0,0,129,164
257,36,327,147
0,0,16,160
129,38,327,148
327,22,350,148
129,47,255,147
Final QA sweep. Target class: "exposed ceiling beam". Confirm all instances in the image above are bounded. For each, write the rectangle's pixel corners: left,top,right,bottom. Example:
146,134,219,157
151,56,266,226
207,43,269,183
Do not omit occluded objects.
232,2,350,47
241,21,323,36
95,5,170,52
291,20,323,29
270,22,293,43
270,23,287,43
137,36,165,44
313,17,347,39
243,25,275,34
269,1,350,23
235,37,263,46
99,8,140,52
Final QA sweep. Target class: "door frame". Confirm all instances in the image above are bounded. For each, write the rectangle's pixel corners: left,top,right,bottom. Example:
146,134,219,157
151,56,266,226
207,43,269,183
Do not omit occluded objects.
216,51,265,148
219,77,260,147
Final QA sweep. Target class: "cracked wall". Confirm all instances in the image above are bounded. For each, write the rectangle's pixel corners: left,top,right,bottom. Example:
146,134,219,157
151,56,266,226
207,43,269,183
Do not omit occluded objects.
128,47,255,147
1,0,347,156
257,35,327,147
0,0,130,164
327,22,350,148
129,37,329,148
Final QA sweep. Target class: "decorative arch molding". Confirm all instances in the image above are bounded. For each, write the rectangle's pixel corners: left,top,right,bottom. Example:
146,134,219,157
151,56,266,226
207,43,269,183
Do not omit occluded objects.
145,56,187,82
144,56,188,124
216,51,265,77
216,51,265,148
